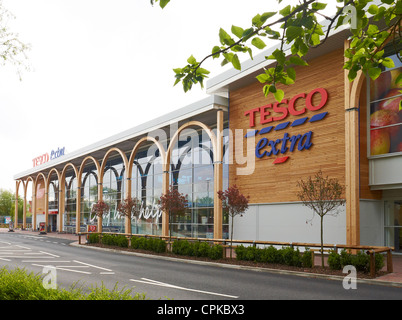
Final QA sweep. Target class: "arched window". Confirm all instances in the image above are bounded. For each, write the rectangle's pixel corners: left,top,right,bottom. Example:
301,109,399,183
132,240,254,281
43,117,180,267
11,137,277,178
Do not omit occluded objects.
102,156,126,232
131,144,162,235
64,171,77,233
81,166,98,231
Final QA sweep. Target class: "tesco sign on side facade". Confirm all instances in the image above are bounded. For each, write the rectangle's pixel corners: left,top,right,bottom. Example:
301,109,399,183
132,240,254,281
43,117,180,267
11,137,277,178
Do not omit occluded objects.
244,88,329,165
32,147,66,167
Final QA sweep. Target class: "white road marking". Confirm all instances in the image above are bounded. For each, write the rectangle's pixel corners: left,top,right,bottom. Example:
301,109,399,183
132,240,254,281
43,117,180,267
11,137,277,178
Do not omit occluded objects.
31,264,92,275
129,278,239,299
73,260,113,272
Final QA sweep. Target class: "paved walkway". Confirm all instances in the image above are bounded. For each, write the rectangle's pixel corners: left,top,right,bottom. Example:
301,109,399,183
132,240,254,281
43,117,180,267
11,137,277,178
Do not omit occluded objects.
2,228,402,287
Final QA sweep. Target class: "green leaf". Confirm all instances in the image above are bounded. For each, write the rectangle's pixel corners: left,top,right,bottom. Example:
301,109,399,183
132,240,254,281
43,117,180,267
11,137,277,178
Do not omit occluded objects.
212,46,221,59
219,28,233,46
286,67,296,81
274,89,285,102
312,2,327,10
187,55,197,65
381,57,395,69
288,56,308,66
260,12,276,23
368,67,382,80
396,0,402,14
251,37,266,49
159,0,170,8
279,5,291,16
256,73,270,83
231,25,244,39
286,26,303,42
231,54,241,70
368,4,378,15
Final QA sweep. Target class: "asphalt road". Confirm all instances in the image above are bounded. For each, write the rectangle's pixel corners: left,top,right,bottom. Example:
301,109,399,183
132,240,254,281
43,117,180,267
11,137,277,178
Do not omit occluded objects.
1,232,401,302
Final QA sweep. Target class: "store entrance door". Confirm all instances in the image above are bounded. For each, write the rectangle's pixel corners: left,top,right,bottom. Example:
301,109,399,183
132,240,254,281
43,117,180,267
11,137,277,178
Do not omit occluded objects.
49,215,57,232
385,199,402,253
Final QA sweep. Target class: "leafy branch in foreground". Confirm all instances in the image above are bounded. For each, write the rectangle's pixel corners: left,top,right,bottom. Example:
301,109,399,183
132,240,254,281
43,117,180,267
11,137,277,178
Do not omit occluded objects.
0,0,31,79
155,0,402,101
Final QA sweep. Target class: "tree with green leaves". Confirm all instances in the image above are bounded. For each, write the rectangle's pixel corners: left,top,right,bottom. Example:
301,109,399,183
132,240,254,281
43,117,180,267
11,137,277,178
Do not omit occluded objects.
153,0,402,101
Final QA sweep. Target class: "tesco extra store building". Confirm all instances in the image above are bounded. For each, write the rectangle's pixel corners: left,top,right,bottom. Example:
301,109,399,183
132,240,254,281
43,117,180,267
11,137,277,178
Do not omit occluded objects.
14,26,402,253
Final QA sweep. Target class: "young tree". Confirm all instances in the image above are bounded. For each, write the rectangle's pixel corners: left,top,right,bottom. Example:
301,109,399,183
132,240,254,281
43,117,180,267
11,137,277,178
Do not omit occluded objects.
158,186,188,242
155,0,402,100
91,200,109,233
217,185,249,259
117,197,142,234
297,170,345,267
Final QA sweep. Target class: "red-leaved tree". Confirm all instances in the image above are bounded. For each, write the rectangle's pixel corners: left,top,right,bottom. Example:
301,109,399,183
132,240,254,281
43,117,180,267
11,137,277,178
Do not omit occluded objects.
218,185,249,258
158,186,188,241
91,200,109,232
117,197,142,234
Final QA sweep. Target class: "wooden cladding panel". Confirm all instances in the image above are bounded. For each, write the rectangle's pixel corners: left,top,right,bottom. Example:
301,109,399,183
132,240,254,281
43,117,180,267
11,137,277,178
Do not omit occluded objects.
229,48,346,204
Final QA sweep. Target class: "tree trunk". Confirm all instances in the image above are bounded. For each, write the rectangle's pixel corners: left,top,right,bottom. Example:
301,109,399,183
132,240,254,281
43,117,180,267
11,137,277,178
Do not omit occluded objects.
320,215,324,268
230,214,234,259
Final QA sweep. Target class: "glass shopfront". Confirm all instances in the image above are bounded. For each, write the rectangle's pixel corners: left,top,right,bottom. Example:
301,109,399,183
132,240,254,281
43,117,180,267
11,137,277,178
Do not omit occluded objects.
63,171,77,233
385,199,402,253
103,158,125,232
131,145,163,235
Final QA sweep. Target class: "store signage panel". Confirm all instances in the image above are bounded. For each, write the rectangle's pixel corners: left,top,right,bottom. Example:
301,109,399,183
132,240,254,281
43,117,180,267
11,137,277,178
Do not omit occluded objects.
32,147,66,167
244,88,329,164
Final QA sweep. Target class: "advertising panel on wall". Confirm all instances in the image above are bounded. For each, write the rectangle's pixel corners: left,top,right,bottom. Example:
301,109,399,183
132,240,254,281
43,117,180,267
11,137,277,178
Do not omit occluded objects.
369,62,402,156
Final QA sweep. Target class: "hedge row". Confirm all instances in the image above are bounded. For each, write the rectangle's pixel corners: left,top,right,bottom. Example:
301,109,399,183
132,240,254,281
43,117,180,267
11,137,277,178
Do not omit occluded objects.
328,249,384,272
235,245,313,268
88,233,167,254
0,267,146,300
172,240,223,260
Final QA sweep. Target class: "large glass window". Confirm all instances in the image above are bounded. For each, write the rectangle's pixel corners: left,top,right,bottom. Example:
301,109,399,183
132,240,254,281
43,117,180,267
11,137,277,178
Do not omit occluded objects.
369,53,402,156
48,177,58,232
170,129,216,238
103,158,125,232
384,200,402,253
131,146,163,235
81,166,98,232
64,172,76,233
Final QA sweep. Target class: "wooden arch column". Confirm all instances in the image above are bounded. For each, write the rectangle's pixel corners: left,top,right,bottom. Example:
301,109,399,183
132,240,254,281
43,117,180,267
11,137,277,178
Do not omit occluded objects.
344,40,366,246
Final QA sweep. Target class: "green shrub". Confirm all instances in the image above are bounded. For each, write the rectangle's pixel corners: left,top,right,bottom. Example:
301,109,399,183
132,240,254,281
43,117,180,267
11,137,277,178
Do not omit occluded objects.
101,234,114,246
375,253,384,272
235,245,246,261
260,246,280,264
301,248,313,268
208,244,223,260
328,250,342,270
280,247,302,267
88,233,100,244
130,236,166,253
352,250,370,272
0,267,146,300
340,249,353,267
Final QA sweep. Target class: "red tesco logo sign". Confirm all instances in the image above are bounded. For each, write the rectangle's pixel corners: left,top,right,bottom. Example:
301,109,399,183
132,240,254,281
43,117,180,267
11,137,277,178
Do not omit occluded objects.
244,88,328,128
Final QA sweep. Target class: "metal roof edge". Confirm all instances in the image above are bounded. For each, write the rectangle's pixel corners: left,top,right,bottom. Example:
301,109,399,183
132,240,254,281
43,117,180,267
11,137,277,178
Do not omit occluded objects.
14,95,228,180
